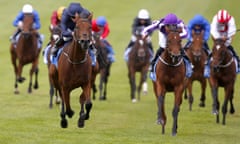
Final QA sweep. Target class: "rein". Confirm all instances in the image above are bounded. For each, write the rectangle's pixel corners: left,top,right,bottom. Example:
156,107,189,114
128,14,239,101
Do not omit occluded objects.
215,57,234,68
62,50,88,65
159,56,183,67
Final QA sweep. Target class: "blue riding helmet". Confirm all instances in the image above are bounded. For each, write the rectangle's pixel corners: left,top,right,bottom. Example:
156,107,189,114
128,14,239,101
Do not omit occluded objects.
67,2,83,17
163,13,178,24
96,16,107,26
192,14,205,25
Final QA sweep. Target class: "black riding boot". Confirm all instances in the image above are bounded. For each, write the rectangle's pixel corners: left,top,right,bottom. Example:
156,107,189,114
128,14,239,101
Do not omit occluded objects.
150,47,164,72
203,42,211,56
228,45,240,69
183,41,191,50
51,38,64,56
181,48,191,62
147,42,154,52
11,29,21,43
126,41,135,49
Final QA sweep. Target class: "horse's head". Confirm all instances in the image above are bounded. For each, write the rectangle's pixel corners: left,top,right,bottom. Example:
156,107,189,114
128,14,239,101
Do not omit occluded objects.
50,26,62,46
211,38,231,72
190,30,204,61
73,12,92,50
22,14,35,37
166,31,182,63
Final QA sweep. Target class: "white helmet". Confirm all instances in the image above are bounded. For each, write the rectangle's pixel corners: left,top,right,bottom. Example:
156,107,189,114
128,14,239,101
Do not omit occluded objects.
138,9,149,19
22,4,33,13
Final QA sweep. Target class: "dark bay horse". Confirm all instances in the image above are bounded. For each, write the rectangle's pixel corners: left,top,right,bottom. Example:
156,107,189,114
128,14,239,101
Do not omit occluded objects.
153,30,185,136
10,13,41,94
184,30,208,110
127,27,151,102
49,13,93,128
46,26,62,108
209,38,236,125
92,33,111,100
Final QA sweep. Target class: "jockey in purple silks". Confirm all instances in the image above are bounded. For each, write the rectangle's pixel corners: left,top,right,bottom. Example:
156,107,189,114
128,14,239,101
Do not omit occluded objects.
142,13,192,77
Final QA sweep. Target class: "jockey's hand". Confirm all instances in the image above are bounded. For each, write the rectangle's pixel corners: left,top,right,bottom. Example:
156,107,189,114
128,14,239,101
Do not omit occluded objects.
17,21,23,29
222,36,228,41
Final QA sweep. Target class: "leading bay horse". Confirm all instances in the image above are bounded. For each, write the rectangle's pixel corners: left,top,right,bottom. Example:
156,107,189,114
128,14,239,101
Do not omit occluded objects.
49,13,93,128
153,30,185,136
209,38,236,125
10,13,41,94
92,32,111,100
127,27,151,102
184,30,208,110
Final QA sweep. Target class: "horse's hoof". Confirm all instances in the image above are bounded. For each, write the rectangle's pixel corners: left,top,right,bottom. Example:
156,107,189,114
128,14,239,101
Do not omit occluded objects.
17,77,26,83
172,132,177,136
66,110,74,118
212,110,218,115
156,119,164,125
61,119,68,128
78,113,86,128
132,98,137,103
199,103,205,107
230,108,235,114
33,84,39,89
99,96,106,101
14,90,19,94
49,104,53,109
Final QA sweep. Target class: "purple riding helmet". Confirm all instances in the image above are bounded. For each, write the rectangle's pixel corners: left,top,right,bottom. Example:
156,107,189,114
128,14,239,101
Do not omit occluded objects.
163,13,179,24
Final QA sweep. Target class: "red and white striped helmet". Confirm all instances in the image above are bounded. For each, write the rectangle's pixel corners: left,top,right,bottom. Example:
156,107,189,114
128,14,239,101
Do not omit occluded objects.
217,9,231,23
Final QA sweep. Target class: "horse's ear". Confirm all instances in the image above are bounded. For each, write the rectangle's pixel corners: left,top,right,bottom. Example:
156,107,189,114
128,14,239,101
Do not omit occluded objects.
88,12,93,21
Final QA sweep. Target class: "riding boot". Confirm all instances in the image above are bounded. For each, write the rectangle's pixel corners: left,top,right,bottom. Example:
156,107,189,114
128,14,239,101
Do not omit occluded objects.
227,45,240,72
181,48,191,64
183,40,192,50
147,42,154,52
10,29,21,43
181,48,193,77
150,47,164,72
51,38,64,56
204,53,212,78
126,40,135,50
203,42,211,56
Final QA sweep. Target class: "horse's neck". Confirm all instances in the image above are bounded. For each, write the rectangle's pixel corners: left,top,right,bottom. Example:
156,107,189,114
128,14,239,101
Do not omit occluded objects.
67,41,87,59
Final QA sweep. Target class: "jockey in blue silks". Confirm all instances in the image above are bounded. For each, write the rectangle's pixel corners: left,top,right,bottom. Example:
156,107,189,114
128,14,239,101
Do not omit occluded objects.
184,14,211,56
11,4,43,48
142,13,192,78
51,2,96,66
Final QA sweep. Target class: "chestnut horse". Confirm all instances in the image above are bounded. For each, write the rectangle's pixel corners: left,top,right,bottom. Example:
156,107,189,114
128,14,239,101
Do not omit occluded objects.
10,13,41,94
153,30,185,136
184,30,208,110
46,26,62,108
92,33,111,100
127,27,151,102
209,38,236,125
49,13,93,128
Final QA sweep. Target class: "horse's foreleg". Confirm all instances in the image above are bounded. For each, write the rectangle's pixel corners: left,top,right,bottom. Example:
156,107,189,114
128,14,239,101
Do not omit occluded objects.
211,87,219,123
33,66,39,89
187,82,193,111
62,89,74,118
99,71,105,100
172,88,183,136
60,100,68,128
157,95,166,134
199,79,206,107
229,88,235,114
128,70,136,102
222,87,233,125
10,48,19,94
78,84,92,128
17,63,25,83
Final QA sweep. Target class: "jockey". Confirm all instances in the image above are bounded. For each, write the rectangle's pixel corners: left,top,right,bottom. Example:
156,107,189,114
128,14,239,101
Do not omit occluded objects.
43,6,65,64
50,6,66,30
184,14,211,55
11,4,43,46
92,16,115,63
51,2,96,65
126,9,153,52
142,13,192,77
204,9,240,77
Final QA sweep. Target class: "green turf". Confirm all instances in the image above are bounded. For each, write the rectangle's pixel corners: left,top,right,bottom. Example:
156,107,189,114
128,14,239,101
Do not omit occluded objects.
0,0,240,144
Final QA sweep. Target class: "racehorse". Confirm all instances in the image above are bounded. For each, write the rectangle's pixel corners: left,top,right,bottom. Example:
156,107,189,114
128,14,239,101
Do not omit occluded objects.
46,26,62,108
92,32,111,100
184,30,208,110
10,13,41,94
209,38,236,125
152,30,185,136
49,13,93,128
127,27,151,102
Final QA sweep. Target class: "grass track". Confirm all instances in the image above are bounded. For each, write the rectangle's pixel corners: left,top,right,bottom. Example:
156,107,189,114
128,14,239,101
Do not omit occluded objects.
0,0,240,144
